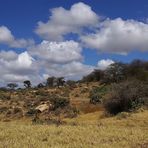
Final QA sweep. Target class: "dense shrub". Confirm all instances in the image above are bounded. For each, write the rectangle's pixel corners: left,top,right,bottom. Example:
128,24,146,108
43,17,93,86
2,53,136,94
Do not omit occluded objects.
104,81,148,115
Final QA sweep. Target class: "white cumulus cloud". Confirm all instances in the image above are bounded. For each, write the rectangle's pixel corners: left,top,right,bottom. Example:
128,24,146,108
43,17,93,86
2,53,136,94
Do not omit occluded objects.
0,26,34,48
97,59,114,70
0,26,14,43
35,2,99,41
81,18,148,54
0,51,37,84
29,40,83,64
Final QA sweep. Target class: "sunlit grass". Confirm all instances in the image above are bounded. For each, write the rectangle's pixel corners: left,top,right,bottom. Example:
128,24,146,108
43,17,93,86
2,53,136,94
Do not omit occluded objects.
0,110,147,148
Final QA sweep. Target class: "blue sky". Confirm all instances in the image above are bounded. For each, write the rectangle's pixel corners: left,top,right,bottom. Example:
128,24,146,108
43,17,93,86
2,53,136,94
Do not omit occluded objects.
0,0,148,85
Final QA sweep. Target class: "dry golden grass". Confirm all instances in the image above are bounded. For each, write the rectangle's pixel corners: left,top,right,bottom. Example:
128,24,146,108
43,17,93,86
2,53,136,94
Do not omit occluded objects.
0,110,148,148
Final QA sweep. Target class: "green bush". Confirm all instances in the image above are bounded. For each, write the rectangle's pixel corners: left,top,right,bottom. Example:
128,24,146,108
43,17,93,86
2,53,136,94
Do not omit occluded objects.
35,90,50,101
90,93,102,104
50,96,70,110
104,81,148,115
89,86,108,104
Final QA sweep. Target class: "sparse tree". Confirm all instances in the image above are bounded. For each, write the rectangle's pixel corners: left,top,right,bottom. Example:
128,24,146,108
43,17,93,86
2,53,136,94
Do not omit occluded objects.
7,83,18,90
82,69,104,82
46,77,55,87
57,77,65,87
24,80,31,88
102,62,126,84
37,83,44,88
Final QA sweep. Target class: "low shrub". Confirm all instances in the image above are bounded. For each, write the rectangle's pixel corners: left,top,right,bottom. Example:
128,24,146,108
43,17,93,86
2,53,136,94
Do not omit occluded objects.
35,90,49,96
116,112,131,120
26,108,38,116
64,106,79,118
89,86,108,104
50,96,70,110
37,96,49,102
5,110,12,117
32,114,44,125
90,93,102,104
13,107,23,114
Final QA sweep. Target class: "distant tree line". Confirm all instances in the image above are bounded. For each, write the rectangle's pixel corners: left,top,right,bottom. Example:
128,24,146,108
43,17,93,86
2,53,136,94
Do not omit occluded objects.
3,59,148,90
81,59,148,84
5,77,67,90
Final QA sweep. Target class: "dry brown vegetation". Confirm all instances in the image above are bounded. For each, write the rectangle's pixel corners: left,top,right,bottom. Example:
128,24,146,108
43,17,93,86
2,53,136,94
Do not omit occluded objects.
0,82,102,121
0,67,147,147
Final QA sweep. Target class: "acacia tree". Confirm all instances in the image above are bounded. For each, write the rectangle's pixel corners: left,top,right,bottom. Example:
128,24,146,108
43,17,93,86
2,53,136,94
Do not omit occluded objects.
23,80,31,88
7,83,18,90
57,77,65,87
37,83,44,88
103,62,127,84
82,69,104,82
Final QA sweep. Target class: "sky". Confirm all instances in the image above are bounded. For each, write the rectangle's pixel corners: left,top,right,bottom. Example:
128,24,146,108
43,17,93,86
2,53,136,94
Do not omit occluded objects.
0,0,148,86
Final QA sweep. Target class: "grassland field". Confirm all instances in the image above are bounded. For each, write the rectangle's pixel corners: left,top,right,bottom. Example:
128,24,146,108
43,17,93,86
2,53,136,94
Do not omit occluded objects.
0,110,147,148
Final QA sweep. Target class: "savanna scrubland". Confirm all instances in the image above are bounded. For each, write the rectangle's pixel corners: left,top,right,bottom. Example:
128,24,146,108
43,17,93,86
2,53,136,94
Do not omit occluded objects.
0,59,148,148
